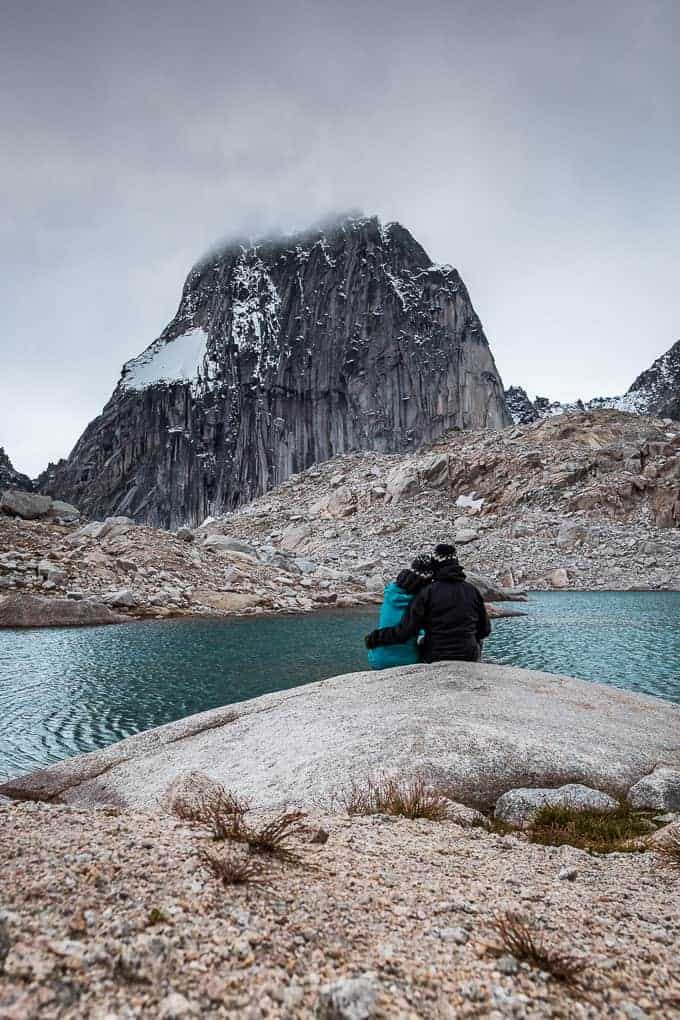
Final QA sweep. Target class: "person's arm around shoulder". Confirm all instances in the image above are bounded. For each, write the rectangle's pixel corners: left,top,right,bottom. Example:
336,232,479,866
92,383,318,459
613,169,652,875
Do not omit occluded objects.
365,587,429,648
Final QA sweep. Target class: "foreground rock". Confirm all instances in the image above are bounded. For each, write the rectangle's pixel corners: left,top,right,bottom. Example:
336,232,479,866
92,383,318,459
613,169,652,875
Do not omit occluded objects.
3,663,678,811
2,800,678,1019
317,975,378,1020
0,594,127,628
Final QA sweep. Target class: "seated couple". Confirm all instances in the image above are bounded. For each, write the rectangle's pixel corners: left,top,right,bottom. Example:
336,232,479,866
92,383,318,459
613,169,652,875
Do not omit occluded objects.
364,544,491,669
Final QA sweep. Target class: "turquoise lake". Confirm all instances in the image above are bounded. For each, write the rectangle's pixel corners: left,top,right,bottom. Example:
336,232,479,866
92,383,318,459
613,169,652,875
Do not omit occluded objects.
1,591,679,782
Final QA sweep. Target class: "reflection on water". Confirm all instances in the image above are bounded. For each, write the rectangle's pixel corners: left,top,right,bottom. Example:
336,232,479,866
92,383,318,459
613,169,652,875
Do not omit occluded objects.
1,592,679,781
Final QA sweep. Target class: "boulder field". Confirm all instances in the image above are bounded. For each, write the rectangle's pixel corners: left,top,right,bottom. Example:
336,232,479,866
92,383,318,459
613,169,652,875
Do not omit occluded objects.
0,494,524,625
3,662,679,814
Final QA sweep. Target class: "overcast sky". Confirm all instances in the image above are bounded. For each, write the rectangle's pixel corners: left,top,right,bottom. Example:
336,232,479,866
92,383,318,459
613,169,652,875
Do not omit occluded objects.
2,0,679,475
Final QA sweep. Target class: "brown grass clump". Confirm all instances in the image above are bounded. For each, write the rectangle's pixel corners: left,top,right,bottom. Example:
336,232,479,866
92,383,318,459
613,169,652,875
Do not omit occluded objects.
655,825,680,869
490,912,586,986
199,846,265,886
527,803,651,853
173,784,307,865
173,784,249,841
338,774,450,821
237,811,308,863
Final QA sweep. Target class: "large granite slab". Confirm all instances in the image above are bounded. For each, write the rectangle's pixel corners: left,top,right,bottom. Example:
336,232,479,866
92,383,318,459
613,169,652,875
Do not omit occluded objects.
2,662,679,810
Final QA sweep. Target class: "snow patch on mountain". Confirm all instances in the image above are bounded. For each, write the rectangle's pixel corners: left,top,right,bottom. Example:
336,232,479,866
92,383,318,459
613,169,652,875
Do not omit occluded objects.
121,328,209,391
229,249,281,378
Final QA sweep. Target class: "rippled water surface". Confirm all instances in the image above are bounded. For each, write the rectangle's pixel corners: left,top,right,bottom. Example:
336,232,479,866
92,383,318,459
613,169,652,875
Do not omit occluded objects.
1,592,679,781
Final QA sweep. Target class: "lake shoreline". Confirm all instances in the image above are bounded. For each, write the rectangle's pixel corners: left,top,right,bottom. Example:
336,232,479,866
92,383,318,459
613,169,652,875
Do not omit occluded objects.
3,583,679,631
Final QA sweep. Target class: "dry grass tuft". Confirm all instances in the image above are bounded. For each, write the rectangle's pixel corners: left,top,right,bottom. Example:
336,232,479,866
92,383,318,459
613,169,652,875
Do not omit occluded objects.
527,803,651,853
146,907,168,926
199,846,265,886
490,911,586,985
238,811,308,863
655,825,680,869
173,784,249,841
338,774,450,821
174,785,307,865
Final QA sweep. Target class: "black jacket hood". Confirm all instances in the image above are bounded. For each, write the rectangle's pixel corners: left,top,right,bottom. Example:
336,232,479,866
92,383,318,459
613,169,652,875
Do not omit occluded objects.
433,561,466,583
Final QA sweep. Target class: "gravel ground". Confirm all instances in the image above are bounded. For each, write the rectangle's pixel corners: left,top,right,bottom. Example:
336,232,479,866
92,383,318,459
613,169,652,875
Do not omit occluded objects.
1,801,679,1019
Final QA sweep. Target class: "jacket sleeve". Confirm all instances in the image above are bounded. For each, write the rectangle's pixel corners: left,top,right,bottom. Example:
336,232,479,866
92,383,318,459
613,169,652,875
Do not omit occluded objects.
367,589,428,647
476,593,492,640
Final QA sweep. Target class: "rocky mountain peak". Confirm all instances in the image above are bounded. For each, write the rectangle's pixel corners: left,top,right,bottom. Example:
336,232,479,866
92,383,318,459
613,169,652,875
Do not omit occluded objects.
0,447,33,493
626,338,680,420
43,215,510,528
503,386,539,425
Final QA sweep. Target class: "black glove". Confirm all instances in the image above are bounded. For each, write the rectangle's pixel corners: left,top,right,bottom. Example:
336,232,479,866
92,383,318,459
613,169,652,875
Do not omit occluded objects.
364,631,379,649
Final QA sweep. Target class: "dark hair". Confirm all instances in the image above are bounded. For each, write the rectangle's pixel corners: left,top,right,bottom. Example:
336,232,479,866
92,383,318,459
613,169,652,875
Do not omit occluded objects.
396,569,431,595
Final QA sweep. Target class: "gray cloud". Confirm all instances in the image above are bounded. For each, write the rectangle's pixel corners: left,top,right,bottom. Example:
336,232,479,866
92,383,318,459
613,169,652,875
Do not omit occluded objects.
2,0,678,475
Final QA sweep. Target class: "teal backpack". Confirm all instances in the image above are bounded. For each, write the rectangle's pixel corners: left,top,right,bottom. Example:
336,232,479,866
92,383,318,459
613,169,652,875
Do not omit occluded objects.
367,582,421,670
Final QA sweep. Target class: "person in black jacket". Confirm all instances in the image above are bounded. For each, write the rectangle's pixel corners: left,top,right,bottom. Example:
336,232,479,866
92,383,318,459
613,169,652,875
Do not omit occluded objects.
364,544,490,663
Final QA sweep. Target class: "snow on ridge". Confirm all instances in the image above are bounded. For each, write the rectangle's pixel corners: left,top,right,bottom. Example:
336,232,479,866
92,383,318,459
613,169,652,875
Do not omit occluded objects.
121,328,209,391
229,248,281,380
383,261,460,313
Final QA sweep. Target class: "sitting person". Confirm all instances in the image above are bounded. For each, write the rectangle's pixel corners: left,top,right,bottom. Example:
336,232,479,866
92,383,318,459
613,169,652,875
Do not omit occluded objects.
365,544,490,663
367,554,434,670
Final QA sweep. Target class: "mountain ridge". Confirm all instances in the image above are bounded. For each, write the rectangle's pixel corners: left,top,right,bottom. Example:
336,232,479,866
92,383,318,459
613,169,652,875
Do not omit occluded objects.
505,338,680,425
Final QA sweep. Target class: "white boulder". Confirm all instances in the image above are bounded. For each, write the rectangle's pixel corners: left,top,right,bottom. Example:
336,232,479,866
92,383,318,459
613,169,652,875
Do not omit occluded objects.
494,783,618,828
549,567,569,588
385,465,419,501
0,490,52,520
202,535,258,558
628,767,680,811
317,975,378,1020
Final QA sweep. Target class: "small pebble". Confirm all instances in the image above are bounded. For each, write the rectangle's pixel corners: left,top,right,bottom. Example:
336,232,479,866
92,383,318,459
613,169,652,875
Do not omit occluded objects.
496,954,519,975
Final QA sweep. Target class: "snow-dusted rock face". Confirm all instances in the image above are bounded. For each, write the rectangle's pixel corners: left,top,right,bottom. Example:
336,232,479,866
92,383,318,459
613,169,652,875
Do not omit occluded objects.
504,386,539,425
505,339,680,425
0,447,32,493
42,216,510,527
625,338,680,420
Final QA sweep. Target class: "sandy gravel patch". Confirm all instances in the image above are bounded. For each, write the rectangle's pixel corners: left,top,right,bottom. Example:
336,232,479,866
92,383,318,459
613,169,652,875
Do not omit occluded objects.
1,801,679,1018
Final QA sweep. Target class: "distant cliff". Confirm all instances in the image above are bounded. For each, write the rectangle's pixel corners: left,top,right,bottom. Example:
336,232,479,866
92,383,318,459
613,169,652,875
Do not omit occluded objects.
42,215,510,527
0,447,32,493
505,339,680,425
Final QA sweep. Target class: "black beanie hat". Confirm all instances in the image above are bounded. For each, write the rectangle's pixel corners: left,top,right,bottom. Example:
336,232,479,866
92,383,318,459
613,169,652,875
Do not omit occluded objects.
433,543,458,563
410,553,435,575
